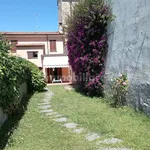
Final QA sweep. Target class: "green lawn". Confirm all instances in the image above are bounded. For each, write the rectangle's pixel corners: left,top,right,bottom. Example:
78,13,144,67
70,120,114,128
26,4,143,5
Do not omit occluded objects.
0,91,96,150
1,85,150,150
50,85,150,150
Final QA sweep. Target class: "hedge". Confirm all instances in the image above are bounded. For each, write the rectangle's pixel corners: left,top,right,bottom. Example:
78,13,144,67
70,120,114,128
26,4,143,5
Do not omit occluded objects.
0,37,46,114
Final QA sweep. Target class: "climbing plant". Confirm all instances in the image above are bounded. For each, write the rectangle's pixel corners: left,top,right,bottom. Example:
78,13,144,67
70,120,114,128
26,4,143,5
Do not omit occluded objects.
66,0,114,96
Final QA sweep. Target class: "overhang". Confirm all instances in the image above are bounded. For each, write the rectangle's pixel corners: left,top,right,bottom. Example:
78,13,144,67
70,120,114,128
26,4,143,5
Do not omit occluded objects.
43,56,69,68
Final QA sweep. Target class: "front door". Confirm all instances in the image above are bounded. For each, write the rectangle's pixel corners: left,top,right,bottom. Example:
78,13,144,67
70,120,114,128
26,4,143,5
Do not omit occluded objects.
53,68,62,80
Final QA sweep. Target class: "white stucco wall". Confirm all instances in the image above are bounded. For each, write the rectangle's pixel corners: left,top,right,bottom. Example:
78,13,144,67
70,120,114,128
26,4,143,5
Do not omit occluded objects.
16,47,43,67
18,41,64,55
61,1,78,27
62,2,71,25
106,0,150,115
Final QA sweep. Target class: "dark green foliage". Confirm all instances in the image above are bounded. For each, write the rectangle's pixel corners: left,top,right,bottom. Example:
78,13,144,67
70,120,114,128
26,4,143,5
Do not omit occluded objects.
25,60,46,92
0,34,10,54
0,37,46,114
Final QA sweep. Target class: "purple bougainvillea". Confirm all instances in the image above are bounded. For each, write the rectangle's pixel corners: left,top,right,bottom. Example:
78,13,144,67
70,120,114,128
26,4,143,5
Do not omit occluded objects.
66,0,113,96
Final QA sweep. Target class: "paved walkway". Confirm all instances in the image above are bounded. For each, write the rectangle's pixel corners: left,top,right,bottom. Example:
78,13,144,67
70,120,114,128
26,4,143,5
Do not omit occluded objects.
38,88,131,150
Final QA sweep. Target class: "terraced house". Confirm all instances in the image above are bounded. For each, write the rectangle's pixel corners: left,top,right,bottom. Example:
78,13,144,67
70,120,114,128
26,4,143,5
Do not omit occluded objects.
2,32,71,83
1,1,77,84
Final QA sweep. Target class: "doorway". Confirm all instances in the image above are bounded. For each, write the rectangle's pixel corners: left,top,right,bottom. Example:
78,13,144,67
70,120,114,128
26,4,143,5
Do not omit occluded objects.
53,68,62,80
46,68,62,83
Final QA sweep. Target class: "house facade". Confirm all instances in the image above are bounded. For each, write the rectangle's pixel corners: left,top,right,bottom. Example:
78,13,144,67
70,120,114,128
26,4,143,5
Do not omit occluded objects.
57,0,78,83
2,32,71,83
1,1,78,84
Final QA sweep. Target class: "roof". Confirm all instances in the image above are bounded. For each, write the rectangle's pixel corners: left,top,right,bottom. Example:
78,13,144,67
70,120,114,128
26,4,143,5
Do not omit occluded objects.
1,32,61,35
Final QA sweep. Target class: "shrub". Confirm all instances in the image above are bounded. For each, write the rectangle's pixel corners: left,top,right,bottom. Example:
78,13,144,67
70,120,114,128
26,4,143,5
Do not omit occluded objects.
0,38,46,114
0,54,30,114
66,0,113,96
0,34,10,54
112,74,129,107
25,60,46,92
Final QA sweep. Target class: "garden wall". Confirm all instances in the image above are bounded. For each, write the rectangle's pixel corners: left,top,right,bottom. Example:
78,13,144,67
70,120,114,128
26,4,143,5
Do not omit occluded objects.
106,0,150,115
0,82,27,126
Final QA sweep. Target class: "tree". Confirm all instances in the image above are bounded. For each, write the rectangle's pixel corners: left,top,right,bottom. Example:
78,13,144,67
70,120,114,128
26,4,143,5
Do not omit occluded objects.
0,34,10,54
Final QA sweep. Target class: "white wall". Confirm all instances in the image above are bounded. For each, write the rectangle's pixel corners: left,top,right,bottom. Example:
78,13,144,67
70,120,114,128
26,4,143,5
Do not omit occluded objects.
18,41,64,55
62,2,71,25
16,47,43,67
106,0,150,115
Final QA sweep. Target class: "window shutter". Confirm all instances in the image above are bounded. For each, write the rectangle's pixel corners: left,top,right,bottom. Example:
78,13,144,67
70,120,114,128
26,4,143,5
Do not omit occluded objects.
27,52,33,59
11,40,18,53
50,40,56,52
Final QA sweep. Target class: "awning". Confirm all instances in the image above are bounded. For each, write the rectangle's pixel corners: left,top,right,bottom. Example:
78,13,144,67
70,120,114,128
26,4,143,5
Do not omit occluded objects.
43,56,69,68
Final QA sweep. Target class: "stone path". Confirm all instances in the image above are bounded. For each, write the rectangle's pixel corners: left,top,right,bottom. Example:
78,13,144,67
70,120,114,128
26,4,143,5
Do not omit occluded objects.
38,88,132,150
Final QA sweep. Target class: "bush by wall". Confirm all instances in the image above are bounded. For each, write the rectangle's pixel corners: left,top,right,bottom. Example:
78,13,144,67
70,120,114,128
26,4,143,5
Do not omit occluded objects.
0,37,46,114
111,74,129,107
25,60,46,92
66,0,113,96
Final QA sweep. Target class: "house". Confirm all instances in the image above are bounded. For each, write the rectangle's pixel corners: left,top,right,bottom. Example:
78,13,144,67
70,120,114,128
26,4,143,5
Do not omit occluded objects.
2,32,71,83
0,1,78,84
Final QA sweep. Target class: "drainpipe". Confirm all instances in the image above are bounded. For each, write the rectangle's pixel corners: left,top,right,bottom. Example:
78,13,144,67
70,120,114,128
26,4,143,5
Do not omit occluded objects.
47,35,49,54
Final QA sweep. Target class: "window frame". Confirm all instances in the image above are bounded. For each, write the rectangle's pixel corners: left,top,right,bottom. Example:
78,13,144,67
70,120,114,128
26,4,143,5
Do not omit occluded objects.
27,51,38,59
11,40,18,53
50,40,56,52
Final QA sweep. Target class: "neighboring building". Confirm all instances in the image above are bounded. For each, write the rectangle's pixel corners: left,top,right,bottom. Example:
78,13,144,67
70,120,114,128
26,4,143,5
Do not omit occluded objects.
57,0,77,33
2,32,71,83
0,1,78,84
57,0,78,84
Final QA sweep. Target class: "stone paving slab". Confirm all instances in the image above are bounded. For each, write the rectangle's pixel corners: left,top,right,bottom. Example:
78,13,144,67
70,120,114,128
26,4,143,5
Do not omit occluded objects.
55,117,68,122
73,128,84,134
85,132,101,142
40,90,132,150
40,109,53,113
43,99,50,103
97,138,123,145
44,87,49,91
45,112,58,116
37,102,50,106
51,114,63,118
64,85,73,91
63,123,78,129
39,105,51,110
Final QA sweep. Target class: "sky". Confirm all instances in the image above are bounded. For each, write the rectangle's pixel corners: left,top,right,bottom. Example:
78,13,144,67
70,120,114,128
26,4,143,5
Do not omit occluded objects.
0,0,58,32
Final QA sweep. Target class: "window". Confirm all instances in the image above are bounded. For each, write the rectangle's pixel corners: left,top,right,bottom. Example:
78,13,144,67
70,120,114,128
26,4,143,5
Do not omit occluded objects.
50,40,56,52
11,40,18,53
27,51,38,59
33,52,38,58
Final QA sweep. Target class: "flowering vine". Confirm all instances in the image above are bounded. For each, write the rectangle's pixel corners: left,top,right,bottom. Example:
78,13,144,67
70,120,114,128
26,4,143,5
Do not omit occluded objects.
66,0,113,96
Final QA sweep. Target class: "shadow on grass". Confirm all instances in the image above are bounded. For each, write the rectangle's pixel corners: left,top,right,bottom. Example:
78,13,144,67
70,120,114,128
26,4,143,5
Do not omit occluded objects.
0,94,33,149
71,84,104,98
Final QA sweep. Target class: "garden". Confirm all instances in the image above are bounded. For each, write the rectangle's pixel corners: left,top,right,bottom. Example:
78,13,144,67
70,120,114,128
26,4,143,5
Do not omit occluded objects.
0,0,150,149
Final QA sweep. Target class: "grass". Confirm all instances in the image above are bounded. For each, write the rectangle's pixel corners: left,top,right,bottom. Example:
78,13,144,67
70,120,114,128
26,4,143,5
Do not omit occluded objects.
50,85,150,150
0,91,96,150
